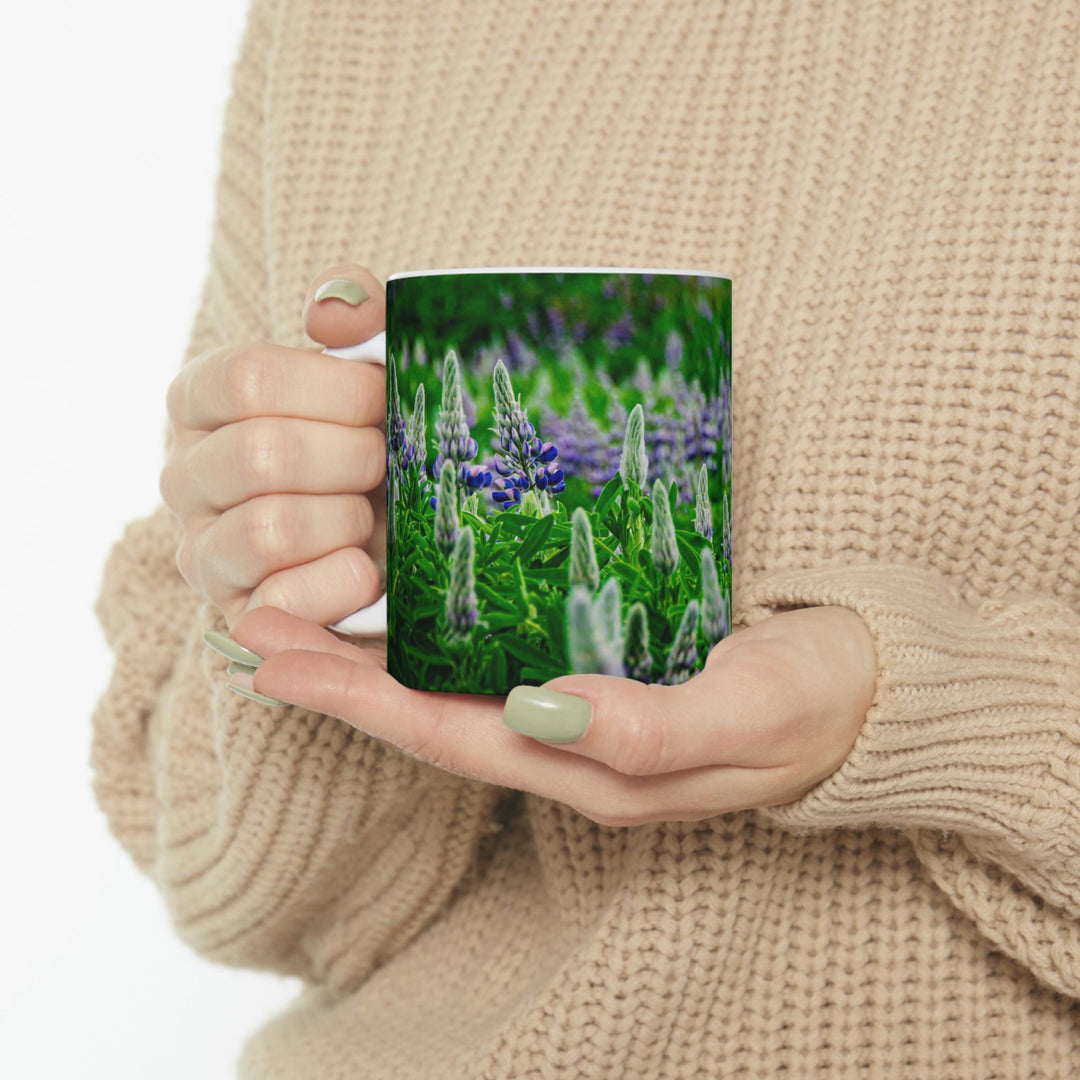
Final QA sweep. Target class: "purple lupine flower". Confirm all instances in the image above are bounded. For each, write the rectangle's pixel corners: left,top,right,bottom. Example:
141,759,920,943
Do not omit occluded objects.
490,360,565,511
434,462,460,556
507,331,539,375
542,397,613,497
491,475,523,510
566,585,625,677
604,313,635,351
632,359,656,398
444,526,479,644
665,330,684,368
694,463,713,541
567,588,603,674
534,463,565,493
546,305,565,342
460,463,493,491
624,602,653,682
650,477,679,575
387,468,400,550
569,507,599,592
719,376,732,487
593,579,624,665
619,404,648,489
722,489,732,565
406,384,427,469
662,601,700,685
387,354,407,457
434,350,479,489
701,548,727,646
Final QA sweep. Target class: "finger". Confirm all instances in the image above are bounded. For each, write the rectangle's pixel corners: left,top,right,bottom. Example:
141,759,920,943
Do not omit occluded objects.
503,647,803,777
187,492,375,606
184,418,385,512
505,609,874,780
232,609,593,787
167,343,387,432
233,606,379,663
230,609,798,824
302,265,387,349
241,546,385,629
501,674,727,776
241,623,797,823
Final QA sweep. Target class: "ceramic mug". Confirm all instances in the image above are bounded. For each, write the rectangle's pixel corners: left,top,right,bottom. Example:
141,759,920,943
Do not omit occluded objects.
329,267,731,696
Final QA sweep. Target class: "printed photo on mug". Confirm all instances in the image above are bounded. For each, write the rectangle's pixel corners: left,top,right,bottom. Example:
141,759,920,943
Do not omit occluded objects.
376,268,732,695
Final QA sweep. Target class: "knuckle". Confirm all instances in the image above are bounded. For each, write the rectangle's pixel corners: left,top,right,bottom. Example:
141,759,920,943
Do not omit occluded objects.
241,498,300,567
235,419,294,491
222,346,277,416
404,704,478,781
610,687,672,777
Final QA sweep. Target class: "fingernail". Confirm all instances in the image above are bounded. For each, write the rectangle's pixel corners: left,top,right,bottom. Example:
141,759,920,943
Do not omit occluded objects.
314,278,369,306
227,683,290,708
503,686,592,743
227,661,260,678
204,631,263,666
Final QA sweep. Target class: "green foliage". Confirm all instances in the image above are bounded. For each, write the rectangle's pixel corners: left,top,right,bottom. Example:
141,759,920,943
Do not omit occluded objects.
385,270,732,693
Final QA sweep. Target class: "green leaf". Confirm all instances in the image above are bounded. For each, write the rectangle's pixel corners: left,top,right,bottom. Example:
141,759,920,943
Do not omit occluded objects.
516,512,556,564
675,530,709,567
499,635,559,669
493,512,531,537
544,602,567,659
521,666,562,684
607,560,642,586
484,612,526,631
526,567,569,585
512,560,531,617
594,474,623,521
491,647,508,690
402,648,455,669
475,582,517,613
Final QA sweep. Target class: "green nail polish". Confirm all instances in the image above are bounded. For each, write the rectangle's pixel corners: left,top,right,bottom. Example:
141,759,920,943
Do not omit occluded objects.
203,631,263,667
227,683,289,708
503,686,592,743
227,661,260,678
314,278,369,306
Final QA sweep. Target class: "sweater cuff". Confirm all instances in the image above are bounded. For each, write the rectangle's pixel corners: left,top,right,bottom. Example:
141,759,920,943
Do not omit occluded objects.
739,564,1080,842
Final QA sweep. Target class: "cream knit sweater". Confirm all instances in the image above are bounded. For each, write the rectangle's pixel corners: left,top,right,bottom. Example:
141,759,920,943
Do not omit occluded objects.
93,1,1080,1076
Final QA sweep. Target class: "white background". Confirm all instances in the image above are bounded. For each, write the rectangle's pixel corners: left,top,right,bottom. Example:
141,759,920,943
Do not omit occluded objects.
0,3,302,1076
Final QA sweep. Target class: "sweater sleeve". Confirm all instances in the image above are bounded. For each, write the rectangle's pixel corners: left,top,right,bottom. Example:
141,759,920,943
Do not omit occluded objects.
742,563,1080,999
90,0,504,992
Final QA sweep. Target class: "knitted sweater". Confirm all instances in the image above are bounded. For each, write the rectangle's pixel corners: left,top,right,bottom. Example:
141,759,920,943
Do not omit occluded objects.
92,0,1080,1076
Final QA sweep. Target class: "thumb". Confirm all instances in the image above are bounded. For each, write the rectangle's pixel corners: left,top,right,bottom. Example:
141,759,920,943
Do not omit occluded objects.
302,264,387,349
502,672,722,777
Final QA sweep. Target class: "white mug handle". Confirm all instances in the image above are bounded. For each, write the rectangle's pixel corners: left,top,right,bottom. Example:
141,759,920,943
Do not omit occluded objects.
323,332,389,636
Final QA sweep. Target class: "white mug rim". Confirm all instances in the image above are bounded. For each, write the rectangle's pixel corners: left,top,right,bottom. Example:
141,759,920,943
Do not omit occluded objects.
387,266,732,282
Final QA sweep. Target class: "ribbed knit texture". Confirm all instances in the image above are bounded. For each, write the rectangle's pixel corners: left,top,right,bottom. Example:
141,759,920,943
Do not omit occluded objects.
92,0,1080,1076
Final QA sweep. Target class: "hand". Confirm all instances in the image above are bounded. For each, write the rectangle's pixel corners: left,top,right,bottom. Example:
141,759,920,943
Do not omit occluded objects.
160,265,388,629
226,605,876,825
